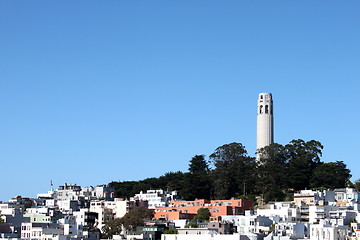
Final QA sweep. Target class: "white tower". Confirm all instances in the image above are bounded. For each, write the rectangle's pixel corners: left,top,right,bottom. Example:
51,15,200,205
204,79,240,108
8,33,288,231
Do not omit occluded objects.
256,93,274,158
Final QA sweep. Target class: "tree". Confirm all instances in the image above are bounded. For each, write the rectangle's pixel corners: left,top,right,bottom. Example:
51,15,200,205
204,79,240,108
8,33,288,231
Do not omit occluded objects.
163,229,178,234
101,218,122,239
310,161,351,189
179,155,212,200
256,143,289,202
189,155,209,174
184,220,198,228
286,139,323,190
120,208,153,231
210,142,256,199
353,179,360,192
194,208,210,222
161,171,186,192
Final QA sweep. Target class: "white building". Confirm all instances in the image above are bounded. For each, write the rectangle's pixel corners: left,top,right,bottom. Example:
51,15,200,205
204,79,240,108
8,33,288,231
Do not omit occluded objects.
162,232,257,240
133,189,178,209
272,222,309,239
21,222,63,239
54,184,82,201
256,202,300,223
308,205,338,224
89,200,115,231
38,183,115,202
56,199,80,213
58,215,83,237
328,209,357,226
294,189,336,207
112,198,148,219
0,202,20,216
309,220,348,240
222,212,272,235
81,185,115,201
334,188,360,204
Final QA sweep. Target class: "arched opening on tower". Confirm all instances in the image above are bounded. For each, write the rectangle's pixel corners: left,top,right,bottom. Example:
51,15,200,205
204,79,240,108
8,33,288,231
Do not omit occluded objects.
265,105,269,114
259,105,263,114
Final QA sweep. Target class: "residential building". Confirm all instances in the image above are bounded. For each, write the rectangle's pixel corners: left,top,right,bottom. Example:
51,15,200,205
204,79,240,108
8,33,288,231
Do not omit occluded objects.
113,198,149,218
21,222,63,239
256,202,300,223
133,189,178,209
294,189,335,207
154,199,253,221
272,222,309,239
308,205,338,224
309,220,348,240
222,212,272,236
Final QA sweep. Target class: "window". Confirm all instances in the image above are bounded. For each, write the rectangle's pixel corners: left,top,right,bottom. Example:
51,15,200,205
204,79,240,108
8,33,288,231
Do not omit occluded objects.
265,105,269,114
260,105,263,114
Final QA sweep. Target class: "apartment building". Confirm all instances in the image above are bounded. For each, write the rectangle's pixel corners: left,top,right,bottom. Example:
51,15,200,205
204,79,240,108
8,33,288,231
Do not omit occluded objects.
154,199,253,221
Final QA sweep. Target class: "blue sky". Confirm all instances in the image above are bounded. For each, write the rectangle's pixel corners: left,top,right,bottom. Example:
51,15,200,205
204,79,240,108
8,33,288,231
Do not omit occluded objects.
0,1,359,201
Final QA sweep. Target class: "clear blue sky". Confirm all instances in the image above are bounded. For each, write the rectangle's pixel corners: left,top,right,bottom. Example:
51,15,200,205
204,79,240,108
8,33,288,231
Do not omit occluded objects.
0,1,359,201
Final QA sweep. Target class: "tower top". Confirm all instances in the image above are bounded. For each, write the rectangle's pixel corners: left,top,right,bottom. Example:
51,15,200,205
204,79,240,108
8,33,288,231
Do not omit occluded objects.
258,93,272,100
257,93,273,115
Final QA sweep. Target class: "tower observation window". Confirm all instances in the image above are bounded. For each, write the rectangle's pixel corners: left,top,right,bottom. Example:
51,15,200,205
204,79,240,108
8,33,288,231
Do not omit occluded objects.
265,105,269,114
260,105,263,114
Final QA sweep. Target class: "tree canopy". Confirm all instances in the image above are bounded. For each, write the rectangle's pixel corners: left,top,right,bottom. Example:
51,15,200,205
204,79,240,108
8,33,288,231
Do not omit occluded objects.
189,155,209,174
210,142,256,199
120,208,154,231
310,161,351,189
109,139,352,203
101,218,122,239
194,208,211,222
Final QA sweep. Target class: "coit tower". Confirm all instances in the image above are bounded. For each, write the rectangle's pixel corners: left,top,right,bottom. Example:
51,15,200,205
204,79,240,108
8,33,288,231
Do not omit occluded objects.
256,93,274,158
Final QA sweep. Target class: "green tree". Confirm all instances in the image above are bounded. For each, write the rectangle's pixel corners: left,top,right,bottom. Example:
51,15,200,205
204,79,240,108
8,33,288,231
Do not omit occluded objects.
178,172,211,200
120,208,154,231
310,161,351,189
161,171,186,192
180,155,212,200
210,142,256,199
189,155,209,174
184,220,198,228
286,139,323,190
163,229,178,234
256,143,289,202
101,218,122,239
353,179,360,192
194,208,210,222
